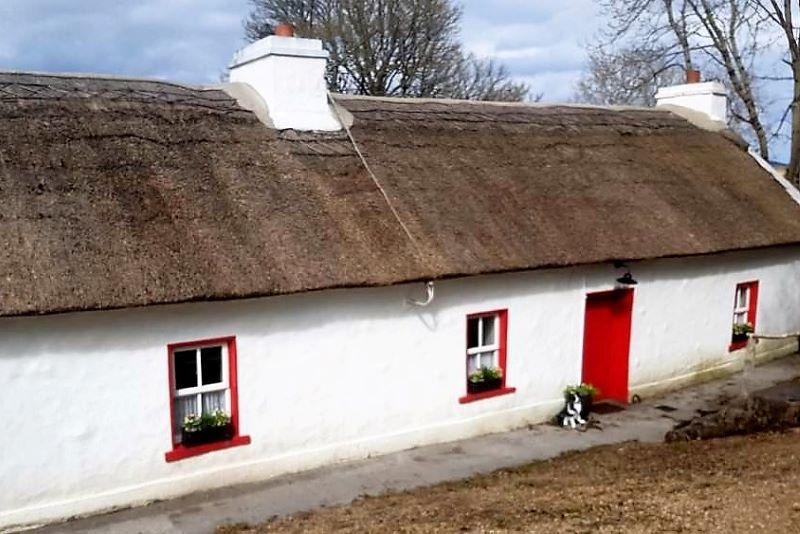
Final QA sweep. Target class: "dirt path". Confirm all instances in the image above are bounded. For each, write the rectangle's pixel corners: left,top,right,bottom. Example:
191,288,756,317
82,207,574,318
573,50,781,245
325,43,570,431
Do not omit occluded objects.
219,431,800,533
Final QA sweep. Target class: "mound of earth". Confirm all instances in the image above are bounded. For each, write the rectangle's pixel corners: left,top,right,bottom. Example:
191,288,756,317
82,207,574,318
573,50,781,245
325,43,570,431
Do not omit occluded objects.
666,379,800,442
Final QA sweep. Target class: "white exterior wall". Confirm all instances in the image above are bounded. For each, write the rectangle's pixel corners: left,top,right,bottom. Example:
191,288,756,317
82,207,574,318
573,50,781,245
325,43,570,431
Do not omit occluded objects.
2,247,799,529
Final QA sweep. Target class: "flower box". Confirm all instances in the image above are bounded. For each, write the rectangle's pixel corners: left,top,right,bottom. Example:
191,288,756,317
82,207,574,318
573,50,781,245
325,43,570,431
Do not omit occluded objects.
732,332,749,343
181,422,234,447
467,376,502,394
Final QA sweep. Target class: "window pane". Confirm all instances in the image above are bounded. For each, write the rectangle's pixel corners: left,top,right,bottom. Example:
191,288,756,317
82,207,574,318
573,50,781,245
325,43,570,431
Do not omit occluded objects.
480,351,496,368
467,318,480,349
202,390,227,413
175,395,198,437
483,316,496,346
734,312,747,324
467,353,480,373
174,349,197,390
201,346,223,385
736,287,748,308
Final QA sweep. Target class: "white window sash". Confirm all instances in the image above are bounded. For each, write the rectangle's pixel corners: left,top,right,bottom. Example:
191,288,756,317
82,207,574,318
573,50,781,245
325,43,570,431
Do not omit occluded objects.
734,287,749,313
174,383,228,397
466,343,499,355
466,314,501,372
172,344,230,410
467,314,500,351
733,286,751,325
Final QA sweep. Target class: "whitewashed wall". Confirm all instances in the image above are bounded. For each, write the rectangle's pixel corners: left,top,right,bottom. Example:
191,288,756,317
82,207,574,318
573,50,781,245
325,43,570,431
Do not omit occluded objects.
1,246,799,529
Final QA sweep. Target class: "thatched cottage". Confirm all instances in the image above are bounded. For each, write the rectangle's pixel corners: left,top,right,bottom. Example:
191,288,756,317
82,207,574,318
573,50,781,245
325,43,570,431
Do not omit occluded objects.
2,30,800,529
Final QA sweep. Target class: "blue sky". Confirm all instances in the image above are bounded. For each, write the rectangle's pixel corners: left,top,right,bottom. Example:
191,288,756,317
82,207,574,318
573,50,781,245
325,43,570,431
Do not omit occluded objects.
0,0,599,101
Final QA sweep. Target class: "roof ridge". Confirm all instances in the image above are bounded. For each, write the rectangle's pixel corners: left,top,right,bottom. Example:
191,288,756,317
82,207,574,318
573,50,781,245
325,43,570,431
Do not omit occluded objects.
0,69,215,92
332,93,660,113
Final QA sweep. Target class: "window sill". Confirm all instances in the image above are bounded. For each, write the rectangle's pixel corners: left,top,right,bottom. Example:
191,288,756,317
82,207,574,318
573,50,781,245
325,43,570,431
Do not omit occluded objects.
729,340,748,352
459,387,516,404
165,435,251,463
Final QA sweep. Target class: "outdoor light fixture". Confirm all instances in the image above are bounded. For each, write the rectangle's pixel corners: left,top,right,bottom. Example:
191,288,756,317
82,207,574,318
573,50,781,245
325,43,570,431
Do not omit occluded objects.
613,262,638,286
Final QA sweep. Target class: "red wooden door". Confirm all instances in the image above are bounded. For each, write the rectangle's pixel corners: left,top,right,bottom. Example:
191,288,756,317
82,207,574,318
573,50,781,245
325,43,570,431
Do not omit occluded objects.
581,288,634,404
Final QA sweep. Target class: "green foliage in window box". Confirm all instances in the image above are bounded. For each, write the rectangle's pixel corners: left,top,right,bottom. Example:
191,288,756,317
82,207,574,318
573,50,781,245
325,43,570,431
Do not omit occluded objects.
181,409,233,447
182,409,231,433
468,365,503,383
732,322,754,336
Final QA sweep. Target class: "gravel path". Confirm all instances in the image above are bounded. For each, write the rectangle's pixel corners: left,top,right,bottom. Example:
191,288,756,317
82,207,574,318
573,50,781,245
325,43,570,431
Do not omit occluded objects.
220,431,800,533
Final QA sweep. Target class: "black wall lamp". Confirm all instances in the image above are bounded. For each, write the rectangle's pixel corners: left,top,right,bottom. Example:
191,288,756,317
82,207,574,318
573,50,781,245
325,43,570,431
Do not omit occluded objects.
614,261,638,285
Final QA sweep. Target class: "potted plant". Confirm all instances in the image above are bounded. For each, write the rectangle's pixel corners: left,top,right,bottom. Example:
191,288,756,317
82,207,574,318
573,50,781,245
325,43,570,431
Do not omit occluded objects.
181,409,234,447
467,366,503,394
732,322,754,343
563,383,598,419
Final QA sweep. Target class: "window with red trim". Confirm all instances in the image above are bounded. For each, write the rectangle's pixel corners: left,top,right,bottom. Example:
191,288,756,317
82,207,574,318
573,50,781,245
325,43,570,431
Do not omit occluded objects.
165,336,250,462
730,281,759,351
459,310,515,404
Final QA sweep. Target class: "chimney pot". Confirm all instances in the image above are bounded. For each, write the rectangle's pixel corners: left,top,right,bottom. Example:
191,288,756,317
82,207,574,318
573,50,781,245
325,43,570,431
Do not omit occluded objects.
274,23,295,37
686,69,701,84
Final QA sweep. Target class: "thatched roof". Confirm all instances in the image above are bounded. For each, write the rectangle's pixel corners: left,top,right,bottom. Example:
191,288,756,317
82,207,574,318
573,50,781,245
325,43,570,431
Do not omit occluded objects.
1,72,800,317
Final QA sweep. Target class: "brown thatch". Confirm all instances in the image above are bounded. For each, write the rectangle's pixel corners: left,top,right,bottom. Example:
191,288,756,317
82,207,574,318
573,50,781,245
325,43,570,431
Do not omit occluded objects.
1,72,799,317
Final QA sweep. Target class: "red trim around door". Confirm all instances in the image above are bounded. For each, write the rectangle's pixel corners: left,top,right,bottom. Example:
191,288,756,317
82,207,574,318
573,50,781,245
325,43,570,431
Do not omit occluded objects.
581,288,634,404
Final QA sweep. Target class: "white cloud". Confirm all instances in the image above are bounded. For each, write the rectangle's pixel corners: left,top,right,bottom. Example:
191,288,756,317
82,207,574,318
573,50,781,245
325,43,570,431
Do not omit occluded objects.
460,0,601,102
0,0,250,81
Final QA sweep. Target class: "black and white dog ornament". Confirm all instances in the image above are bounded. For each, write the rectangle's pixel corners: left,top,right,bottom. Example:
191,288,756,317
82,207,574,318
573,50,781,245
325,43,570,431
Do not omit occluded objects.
558,392,587,429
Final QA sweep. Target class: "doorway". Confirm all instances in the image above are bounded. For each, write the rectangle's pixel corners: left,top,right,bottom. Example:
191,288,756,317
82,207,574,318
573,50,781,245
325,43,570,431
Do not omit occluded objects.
581,288,634,404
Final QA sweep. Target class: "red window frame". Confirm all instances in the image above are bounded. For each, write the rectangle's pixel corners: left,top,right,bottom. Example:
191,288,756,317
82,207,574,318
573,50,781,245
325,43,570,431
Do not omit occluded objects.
459,309,516,404
729,281,759,352
165,336,250,462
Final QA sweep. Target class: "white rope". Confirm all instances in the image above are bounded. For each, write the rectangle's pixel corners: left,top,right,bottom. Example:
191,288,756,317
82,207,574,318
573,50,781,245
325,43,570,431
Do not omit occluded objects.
327,93,423,253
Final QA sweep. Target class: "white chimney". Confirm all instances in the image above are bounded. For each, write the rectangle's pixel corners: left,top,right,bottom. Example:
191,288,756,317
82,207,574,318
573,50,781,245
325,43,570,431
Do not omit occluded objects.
655,71,727,124
228,24,341,131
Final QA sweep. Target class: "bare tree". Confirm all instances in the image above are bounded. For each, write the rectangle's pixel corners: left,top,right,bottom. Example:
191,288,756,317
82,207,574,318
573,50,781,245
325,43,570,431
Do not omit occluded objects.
574,44,685,105
585,0,773,161
751,1,800,183
243,0,530,101
685,0,771,158
597,0,696,72
447,55,538,102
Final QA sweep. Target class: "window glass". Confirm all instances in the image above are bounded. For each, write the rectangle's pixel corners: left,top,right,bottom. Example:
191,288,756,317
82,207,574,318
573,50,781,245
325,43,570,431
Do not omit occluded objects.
467,317,480,349
174,349,197,390
201,346,223,385
202,390,226,412
479,351,495,368
483,316,496,346
467,353,479,372
736,287,748,308
175,395,198,427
